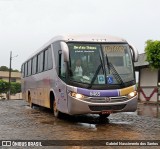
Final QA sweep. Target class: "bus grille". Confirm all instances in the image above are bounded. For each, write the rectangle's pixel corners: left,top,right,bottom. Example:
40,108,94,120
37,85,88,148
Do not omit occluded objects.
89,104,126,111
85,96,128,103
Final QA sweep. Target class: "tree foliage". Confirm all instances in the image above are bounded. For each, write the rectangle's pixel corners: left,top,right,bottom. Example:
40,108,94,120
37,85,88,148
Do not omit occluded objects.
10,82,21,94
0,80,21,94
0,80,9,94
145,40,160,69
0,66,9,71
0,66,19,72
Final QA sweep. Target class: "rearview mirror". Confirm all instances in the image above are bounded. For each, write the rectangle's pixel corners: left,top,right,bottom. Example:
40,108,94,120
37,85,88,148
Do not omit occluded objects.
60,42,69,62
129,44,138,62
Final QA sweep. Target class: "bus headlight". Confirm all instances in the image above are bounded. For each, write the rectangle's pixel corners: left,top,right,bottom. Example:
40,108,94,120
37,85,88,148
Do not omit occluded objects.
128,91,137,99
70,92,85,99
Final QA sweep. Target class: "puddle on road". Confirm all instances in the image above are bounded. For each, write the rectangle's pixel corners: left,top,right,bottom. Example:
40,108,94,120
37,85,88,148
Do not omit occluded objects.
58,114,111,131
77,123,97,130
136,103,160,118
23,102,160,131
109,121,132,125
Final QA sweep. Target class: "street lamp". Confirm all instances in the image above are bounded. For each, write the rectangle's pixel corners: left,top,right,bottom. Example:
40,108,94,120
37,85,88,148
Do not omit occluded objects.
8,51,18,100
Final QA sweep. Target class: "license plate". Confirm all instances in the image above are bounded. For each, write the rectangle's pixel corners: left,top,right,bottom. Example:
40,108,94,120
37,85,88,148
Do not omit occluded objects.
101,111,112,114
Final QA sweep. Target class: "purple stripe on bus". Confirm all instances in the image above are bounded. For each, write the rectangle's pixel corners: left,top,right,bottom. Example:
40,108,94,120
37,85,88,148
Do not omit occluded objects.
77,87,119,97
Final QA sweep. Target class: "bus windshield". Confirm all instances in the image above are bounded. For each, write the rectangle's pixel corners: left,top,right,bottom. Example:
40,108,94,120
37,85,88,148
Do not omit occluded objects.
68,43,134,85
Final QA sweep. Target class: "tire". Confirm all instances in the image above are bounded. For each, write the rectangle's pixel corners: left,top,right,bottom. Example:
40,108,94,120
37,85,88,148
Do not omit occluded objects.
53,100,61,118
28,93,33,108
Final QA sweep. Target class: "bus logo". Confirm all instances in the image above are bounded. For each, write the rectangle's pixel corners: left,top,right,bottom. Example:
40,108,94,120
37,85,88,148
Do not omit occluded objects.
105,97,110,102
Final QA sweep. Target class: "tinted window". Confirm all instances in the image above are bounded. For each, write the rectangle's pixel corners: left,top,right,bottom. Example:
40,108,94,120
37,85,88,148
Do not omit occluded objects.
44,49,48,71
24,63,28,77
48,47,53,69
32,56,37,75
59,51,66,78
37,54,41,73
11,78,16,82
21,64,25,78
28,59,32,76
38,52,44,73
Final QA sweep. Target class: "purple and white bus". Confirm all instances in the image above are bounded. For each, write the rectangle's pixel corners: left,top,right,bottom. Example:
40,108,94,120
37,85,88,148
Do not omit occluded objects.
21,35,138,118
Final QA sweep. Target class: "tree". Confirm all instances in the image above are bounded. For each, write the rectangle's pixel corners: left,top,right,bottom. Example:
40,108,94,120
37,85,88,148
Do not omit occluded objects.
0,66,9,71
12,69,19,72
0,80,9,94
0,66,19,72
0,80,21,94
145,40,160,69
10,82,21,94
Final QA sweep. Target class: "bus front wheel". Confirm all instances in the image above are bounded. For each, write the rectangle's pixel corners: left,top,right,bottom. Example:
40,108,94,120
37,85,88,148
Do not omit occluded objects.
53,100,61,118
99,113,110,118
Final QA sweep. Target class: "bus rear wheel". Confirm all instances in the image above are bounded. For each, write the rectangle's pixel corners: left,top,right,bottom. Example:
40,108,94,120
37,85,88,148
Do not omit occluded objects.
28,93,33,108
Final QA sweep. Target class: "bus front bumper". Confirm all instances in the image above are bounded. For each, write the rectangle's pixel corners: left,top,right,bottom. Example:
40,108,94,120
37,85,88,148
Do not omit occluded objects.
67,95,138,115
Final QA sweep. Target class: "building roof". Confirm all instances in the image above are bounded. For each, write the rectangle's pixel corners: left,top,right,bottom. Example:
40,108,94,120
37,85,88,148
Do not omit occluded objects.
134,53,149,69
0,71,21,78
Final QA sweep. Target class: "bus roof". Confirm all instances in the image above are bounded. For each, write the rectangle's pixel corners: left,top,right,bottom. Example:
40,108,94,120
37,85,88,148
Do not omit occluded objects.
23,34,127,64
47,34,127,43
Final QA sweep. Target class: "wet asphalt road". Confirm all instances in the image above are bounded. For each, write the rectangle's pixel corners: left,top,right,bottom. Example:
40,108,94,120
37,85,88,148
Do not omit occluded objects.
0,99,160,149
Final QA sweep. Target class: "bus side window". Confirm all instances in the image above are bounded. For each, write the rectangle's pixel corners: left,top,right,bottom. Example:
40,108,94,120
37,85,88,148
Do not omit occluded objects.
24,62,28,77
48,46,53,70
32,56,37,75
59,50,66,79
38,52,44,73
28,59,32,76
44,49,48,71
44,46,53,71
21,64,25,78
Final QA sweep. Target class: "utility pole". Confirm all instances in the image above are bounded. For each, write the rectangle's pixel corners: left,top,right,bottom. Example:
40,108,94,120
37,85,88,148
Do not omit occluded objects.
8,51,18,100
8,51,12,100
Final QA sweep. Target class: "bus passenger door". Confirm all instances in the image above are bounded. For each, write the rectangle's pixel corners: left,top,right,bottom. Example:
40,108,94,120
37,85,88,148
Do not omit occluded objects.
57,51,68,113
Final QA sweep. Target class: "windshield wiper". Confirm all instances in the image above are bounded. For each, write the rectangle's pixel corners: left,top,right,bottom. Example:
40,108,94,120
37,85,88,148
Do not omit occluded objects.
87,64,102,89
105,55,110,73
109,62,125,87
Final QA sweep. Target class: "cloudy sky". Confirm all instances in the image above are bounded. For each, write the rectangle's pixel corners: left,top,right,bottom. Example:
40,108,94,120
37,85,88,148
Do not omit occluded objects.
0,0,160,70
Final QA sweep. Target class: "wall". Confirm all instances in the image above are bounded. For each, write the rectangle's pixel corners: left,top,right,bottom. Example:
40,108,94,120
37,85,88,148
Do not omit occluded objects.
0,93,22,100
139,68,158,102
0,71,21,83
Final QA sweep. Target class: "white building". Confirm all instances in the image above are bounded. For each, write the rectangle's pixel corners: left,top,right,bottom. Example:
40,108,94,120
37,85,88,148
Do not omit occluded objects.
0,71,21,83
135,53,160,103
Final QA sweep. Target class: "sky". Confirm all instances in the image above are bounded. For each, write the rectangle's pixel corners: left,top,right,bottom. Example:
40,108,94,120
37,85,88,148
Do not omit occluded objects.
0,0,160,70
